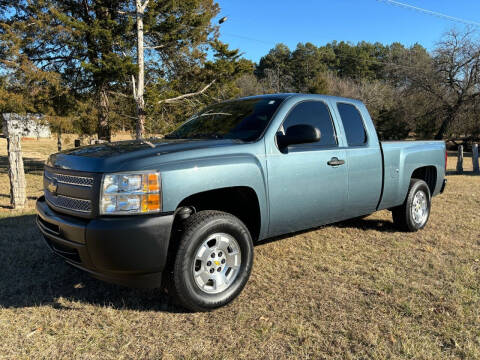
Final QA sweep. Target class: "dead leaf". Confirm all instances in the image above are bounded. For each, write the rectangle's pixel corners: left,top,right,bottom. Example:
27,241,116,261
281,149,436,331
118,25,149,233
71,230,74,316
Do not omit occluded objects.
26,327,43,338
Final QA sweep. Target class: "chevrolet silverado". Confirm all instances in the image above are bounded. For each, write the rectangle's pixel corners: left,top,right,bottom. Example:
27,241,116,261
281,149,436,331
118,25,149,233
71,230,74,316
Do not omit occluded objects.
36,94,447,311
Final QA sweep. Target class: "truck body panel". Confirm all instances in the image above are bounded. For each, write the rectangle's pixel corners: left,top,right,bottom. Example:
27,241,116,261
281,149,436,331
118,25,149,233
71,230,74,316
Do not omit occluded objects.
378,140,446,210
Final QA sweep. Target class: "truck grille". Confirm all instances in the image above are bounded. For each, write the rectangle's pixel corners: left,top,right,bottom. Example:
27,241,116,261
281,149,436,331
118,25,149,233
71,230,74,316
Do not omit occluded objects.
43,166,99,218
44,170,94,187
44,191,92,213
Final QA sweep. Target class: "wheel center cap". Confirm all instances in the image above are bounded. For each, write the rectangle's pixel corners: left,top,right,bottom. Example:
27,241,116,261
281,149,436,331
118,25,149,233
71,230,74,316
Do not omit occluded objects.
214,260,220,266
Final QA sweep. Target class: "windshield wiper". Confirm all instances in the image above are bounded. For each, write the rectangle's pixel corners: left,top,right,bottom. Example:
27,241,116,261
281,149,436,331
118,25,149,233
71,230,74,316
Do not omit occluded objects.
164,134,180,139
190,133,225,139
198,111,232,117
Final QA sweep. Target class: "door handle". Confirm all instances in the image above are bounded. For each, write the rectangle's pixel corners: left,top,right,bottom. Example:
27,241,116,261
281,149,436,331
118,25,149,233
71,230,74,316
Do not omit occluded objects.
327,157,345,166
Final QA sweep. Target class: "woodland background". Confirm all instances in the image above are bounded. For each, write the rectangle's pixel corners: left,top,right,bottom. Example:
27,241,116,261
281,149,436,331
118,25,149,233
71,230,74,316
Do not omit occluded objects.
1,1,480,146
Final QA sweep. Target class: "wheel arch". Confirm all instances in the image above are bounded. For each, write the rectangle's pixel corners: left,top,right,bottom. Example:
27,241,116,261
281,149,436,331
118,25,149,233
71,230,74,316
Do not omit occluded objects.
175,186,262,242
164,186,262,272
411,166,437,195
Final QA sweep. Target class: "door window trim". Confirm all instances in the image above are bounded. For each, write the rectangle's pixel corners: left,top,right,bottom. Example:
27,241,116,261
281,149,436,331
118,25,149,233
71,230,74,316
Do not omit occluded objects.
276,99,339,152
336,102,369,147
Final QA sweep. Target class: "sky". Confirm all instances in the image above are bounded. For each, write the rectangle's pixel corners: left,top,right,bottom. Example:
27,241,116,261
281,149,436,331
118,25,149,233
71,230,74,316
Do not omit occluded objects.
214,0,480,63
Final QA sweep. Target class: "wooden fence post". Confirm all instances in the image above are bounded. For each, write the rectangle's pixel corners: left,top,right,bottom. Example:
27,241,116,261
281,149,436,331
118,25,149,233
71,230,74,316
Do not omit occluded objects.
473,143,479,174
456,145,464,174
2,114,27,209
57,132,62,151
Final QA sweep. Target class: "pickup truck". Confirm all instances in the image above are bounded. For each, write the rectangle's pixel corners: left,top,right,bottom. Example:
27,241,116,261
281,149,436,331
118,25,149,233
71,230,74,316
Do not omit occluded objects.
36,94,447,311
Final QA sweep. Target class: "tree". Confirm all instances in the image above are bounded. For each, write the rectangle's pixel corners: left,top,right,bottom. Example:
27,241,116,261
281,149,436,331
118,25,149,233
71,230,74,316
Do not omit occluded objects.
133,0,148,139
1,1,137,141
146,40,254,133
290,42,334,93
432,29,480,139
1,0,226,139
256,44,294,92
0,18,65,209
324,41,388,81
389,29,480,140
115,0,220,138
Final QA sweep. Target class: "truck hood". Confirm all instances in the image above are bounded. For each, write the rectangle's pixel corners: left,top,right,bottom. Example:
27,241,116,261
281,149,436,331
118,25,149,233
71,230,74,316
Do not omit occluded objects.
47,138,243,172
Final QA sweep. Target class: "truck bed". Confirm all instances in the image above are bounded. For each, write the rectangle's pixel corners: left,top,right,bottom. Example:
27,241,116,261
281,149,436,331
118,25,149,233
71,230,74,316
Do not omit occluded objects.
378,140,446,211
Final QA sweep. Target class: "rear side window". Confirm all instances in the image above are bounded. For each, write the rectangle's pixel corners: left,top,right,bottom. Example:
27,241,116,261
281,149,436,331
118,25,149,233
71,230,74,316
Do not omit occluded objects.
282,101,337,147
337,103,367,146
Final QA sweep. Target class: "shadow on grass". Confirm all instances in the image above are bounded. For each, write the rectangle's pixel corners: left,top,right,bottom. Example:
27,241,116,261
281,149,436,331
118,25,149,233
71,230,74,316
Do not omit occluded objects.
0,214,184,312
257,216,397,247
446,170,480,176
0,156,45,174
0,213,397,311
0,193,39,201
335,217,398,232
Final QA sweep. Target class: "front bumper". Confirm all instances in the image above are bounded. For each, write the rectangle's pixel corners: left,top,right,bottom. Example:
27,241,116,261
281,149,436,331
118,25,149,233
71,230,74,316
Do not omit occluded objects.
36,196,174,288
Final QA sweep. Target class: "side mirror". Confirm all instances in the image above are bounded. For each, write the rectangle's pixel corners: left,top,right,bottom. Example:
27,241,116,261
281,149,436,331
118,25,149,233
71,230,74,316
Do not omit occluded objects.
277,124,321,149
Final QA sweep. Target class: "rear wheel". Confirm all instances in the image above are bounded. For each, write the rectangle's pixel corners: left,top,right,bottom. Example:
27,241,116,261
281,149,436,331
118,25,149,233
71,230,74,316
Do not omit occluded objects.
170,210,253,311
392,179,431,232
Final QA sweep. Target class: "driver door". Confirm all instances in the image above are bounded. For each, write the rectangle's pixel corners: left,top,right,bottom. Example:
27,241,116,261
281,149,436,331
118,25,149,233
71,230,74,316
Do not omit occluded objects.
266,100,348,237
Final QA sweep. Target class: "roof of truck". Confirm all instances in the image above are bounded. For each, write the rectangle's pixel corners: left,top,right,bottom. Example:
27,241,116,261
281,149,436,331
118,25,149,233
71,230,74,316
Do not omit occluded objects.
237,93,364,105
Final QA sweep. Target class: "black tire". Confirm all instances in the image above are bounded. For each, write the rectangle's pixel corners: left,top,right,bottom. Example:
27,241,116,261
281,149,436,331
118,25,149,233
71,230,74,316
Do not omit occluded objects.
392,179,431,232
170,210,253,312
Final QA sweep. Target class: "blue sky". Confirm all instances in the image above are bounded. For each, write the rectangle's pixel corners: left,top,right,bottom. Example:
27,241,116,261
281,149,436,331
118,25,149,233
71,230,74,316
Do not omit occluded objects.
214,0,480,63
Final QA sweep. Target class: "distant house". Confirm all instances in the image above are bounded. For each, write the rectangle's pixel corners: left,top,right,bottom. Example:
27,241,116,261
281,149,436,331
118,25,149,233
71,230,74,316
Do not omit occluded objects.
1,113,51,139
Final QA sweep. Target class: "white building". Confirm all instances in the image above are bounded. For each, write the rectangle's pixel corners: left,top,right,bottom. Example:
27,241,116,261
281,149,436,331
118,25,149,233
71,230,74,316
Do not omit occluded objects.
2,113,51,138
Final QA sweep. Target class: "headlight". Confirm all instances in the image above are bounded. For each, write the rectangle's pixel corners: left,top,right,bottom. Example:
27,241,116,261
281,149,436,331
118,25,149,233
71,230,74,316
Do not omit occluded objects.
100,172,161,215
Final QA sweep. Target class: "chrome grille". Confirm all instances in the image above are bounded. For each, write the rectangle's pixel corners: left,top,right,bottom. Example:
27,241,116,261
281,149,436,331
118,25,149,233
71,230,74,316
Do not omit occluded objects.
45,191,92,213
44,170,94,187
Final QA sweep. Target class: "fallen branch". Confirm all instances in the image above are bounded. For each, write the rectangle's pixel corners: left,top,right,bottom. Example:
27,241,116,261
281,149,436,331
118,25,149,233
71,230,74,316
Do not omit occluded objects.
158,80,215,104
145,44,165,50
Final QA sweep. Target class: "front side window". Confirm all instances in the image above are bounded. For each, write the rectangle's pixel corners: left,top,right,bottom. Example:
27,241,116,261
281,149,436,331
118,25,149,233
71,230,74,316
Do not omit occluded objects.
166,97,283,142
281,101,337,147
337,103,367,146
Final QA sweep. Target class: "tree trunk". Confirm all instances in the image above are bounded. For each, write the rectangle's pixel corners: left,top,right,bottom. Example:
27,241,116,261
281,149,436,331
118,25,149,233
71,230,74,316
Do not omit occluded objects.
435,117,451,140
98,88,111,142
57,131,62,151
435,105,461,140
7,135,26,209
135,0,146,140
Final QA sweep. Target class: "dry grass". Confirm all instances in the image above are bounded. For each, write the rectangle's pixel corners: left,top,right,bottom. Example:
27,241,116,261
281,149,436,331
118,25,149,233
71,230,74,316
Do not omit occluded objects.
0,139,479,359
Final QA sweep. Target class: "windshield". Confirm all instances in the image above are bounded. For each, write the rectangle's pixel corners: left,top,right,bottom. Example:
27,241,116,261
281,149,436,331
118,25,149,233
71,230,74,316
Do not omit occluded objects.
166,97,284,141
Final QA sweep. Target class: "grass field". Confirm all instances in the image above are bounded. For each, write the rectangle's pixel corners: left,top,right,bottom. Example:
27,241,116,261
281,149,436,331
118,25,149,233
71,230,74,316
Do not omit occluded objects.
0,137,479,359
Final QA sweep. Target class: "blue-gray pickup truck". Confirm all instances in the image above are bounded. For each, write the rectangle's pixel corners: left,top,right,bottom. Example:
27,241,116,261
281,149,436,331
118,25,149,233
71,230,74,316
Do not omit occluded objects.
36,94,447,311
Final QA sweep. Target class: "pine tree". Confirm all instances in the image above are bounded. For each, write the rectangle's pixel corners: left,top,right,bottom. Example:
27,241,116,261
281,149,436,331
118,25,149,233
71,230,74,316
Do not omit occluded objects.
1,1,136,141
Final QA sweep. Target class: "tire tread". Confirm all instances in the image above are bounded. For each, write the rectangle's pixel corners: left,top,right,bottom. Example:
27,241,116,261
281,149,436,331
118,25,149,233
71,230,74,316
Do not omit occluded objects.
392,178,431,232
170,210,253,312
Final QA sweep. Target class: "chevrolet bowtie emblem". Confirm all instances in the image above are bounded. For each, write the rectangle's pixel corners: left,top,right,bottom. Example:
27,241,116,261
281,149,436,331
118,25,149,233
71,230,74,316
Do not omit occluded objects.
47,178,58,195
214,260,220,266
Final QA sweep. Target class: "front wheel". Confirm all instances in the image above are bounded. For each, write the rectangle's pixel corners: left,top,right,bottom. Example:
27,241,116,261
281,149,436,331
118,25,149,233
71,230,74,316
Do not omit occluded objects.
171,210,253,311
392,179,431,232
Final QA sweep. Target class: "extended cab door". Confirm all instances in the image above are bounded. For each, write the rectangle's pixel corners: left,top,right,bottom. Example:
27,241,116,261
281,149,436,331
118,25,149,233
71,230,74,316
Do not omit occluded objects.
266,100,348,237
333,102,383,218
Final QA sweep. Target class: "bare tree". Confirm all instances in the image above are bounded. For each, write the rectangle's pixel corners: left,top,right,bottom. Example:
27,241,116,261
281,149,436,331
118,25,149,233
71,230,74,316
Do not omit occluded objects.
130,0,219,139
134,0,149,139
395,29,480,139
432,29,480,139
